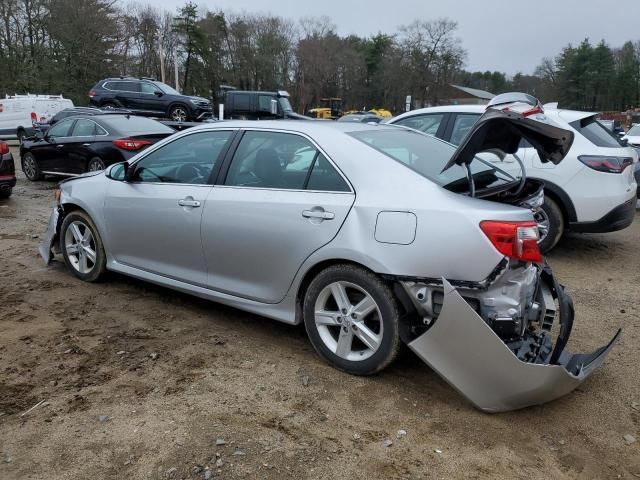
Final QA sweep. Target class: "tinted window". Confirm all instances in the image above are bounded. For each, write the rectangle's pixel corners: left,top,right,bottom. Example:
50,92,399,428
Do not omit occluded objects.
349,129,514,191
231,93,251,111
106,81,140,92
132,131,233,184
225,131,348,191
72,119,96,137
47,119,74,137
570,116,622,148
140,82,157,94
450,114,480,145
394,113,444,136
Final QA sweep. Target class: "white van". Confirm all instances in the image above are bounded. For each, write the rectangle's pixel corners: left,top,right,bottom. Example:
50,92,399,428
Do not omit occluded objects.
0,95,74,142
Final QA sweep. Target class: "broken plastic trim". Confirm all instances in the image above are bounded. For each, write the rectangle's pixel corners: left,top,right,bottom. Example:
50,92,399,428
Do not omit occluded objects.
407,278,620,412
442,108,575,172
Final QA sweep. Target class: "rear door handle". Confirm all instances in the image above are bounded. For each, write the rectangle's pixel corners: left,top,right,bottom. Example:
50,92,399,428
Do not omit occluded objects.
302,209,334,220
178,198,201,208
82,143,91,147
57,145,64,148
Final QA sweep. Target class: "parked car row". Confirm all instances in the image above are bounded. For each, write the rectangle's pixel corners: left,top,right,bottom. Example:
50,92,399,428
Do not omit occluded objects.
387,100,638,251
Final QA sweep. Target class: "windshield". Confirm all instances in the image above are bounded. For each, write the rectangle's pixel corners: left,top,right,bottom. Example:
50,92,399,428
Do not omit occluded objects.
153,81,182,96
348,128,515,191
627,125,640,136
279,97,293,113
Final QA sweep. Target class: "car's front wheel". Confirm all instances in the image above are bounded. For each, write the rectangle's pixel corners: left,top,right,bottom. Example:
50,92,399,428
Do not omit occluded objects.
303,264,400,375
535,196,564,253
22,152,42,181
60,211,106,282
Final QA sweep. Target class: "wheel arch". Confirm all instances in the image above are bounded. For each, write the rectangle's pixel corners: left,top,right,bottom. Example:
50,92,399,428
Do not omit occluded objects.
537,179,577,224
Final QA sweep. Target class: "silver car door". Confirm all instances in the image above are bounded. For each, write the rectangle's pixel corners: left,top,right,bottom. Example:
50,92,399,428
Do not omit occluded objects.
201,130,355,303
104,130,235,286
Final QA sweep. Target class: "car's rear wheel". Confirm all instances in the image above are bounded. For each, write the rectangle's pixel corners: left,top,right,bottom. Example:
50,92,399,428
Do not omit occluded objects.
22,152,42,181
303,264,400,375
169,105,190,122
17,129,26,145
60,211,106,282
0,188,11,199
535,196,564,253
87,157,105,172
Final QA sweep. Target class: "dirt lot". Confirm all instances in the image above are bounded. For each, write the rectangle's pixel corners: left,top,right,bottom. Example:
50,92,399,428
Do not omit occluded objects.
1,145,639,480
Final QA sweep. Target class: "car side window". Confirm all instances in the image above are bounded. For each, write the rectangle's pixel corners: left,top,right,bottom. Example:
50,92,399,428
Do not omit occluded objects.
225,131,348,191
132,131,233,185
450,114,480,145
47,119,74,138
72,119,96,137
140,82,157,94
395,113,444,136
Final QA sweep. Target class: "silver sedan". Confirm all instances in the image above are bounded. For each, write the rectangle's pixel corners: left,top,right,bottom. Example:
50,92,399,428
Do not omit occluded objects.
40,113,619,412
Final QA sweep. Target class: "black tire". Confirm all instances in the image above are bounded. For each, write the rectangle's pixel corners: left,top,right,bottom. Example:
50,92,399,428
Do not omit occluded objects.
169,104,191,122
21,152,42,181
303,264,400,375
537,196,564,253
60,210,107,282
17,129,26,145
87,157,105,172
0,188,11,199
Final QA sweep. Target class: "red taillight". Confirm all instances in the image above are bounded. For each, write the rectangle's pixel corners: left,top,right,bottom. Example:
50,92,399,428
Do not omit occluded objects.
480,221,543,263
30,111,38,126
0,142,9,155
88,90,97,97
112,138,152,151
578,155,633,174
501,105,544,117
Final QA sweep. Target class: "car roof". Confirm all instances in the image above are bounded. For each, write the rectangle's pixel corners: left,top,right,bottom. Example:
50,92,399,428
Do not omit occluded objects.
181,119,395,135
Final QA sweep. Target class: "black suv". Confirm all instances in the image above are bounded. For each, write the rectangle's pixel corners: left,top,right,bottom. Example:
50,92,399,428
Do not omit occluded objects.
89,77,212,122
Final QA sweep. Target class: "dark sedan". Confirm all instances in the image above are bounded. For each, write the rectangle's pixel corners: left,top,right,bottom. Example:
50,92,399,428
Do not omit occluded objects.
20,114,174,180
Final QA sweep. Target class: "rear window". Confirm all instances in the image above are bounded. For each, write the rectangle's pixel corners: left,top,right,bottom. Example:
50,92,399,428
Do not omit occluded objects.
348,128,514,191
627,125,640,136
570,116,623,148
99,116,173,135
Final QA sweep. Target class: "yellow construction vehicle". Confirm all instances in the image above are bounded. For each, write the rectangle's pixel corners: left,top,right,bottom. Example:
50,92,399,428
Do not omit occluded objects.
368,108,392,118
307,98,343,120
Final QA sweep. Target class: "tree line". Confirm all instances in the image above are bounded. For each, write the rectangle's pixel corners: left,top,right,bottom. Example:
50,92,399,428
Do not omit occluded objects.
1,0,639,114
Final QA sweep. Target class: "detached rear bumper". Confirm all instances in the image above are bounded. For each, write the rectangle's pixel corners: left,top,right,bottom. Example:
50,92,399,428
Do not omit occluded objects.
39,207,61,264
407,276,620,412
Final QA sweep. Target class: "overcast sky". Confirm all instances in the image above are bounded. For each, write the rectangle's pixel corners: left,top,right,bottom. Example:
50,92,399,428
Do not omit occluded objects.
154,0,639,75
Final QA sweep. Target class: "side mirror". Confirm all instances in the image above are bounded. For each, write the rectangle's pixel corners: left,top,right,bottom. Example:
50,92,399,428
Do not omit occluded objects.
270,99,278,116
106,162,129,181
620,138,629,147
154,91,163,97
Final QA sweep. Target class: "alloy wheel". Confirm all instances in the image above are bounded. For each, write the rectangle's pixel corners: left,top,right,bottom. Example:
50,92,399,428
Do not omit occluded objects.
88,159,105,172
171,107,187,122
22,155,37,179
314,281,383,362
64,221,97,274
533,208,550,244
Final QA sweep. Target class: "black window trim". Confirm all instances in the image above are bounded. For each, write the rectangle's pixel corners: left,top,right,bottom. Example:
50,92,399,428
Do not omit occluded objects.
215,127,354,194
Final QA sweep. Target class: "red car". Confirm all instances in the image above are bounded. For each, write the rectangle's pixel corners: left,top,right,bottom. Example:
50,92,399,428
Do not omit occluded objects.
0,141,16,198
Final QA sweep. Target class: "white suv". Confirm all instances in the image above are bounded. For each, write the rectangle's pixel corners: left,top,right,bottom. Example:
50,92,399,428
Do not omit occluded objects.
388,104,638,251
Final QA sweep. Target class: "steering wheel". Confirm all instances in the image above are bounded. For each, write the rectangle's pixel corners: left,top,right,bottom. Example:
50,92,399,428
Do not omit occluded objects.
176,163,207,184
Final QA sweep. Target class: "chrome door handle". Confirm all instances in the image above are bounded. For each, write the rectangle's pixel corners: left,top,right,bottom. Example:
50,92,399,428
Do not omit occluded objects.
302,209,334,220
82,143,91,147
56,144,64,148
178,199,201,208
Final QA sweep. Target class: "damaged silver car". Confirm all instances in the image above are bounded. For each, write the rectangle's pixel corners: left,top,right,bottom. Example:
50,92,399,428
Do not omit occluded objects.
39,98,620,412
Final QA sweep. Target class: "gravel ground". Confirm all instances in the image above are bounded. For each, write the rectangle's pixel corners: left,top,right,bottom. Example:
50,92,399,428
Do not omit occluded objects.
1,145,639,479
